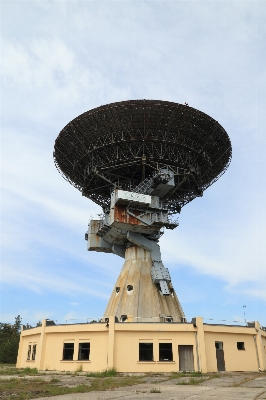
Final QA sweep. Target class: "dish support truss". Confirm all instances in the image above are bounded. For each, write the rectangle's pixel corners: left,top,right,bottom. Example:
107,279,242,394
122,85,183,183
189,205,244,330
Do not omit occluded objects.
86,168,185,321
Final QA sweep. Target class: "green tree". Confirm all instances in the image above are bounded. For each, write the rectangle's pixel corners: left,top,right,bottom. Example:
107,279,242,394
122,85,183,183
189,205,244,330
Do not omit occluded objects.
14,315,22,333
0,316,42,363
0,316,21,363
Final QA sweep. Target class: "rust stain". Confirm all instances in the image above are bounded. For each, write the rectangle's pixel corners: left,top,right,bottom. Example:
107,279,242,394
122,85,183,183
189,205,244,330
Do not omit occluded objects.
90,220,101,234
94,234,100,245
114,205,143,226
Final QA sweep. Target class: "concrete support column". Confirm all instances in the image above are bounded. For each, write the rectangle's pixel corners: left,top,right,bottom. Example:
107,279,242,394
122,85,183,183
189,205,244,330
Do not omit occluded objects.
107,316,115,370
37,319,47,371
16,329,24,367
104,246,185,322
254,321,265,371
195,317,207,373
261,332,266,371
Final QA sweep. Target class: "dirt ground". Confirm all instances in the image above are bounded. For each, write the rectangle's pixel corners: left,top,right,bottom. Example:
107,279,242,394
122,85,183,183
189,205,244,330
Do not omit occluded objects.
36,371,266,400
0,367,266,400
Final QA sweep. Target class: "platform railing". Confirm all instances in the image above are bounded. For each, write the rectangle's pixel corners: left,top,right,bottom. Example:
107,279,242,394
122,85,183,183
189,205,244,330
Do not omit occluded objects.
19,316,258,328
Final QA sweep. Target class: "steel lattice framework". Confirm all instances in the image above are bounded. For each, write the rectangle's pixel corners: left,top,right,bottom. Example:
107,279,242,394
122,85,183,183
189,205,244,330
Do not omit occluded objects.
54,100,232,212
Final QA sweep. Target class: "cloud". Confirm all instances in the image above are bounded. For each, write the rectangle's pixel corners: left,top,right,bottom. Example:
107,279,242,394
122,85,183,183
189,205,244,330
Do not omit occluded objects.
160,203,266,300
1,0,265,325
1,262,111,299
69,302,80,307
0,311,51,326
1,37,131,125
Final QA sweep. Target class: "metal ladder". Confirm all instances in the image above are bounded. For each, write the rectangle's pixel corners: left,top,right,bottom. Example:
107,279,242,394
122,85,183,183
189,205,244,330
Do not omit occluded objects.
132,177,154,194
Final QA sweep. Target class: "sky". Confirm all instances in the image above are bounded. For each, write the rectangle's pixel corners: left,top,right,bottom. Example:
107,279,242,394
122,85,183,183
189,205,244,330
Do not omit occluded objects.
1,0,265,327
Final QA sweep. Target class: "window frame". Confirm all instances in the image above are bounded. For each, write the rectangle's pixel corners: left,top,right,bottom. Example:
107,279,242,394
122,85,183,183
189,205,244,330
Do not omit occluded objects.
78,342,90,360
27,344,32,360
159,342,173,361
139,342,154,361
62,342,74,360
237,341,245,350
32,344,37,360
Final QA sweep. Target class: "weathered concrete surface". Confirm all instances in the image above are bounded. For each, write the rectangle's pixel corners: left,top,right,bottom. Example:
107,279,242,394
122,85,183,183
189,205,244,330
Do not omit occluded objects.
32,387,266,400
32,372,266,400
243,376,266,388
103,246,185,322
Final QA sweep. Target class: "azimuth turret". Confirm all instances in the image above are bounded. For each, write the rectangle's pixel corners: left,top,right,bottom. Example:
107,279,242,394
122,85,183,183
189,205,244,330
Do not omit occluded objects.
54,100,232,322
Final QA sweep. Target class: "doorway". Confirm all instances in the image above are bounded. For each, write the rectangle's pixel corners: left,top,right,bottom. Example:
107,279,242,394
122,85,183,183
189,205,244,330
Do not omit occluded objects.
178,345,194,371
215,341,225,371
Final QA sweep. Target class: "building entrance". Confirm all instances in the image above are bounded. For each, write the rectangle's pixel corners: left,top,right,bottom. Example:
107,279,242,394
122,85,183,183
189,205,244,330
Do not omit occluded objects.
215,341,225,371
178,345,194,371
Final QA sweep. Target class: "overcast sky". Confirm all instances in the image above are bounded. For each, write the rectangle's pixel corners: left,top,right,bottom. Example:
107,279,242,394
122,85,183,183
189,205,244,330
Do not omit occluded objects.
1,0,265,327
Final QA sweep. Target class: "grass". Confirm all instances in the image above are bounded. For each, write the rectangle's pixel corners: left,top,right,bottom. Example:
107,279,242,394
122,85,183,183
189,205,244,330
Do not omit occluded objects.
0,367,264,400
150,387,161,393
177,377,206,385
0,378,91,400
0,366,39,376
86,367,118,378
76,364,83,372
89,376,144,390
50,377,60,383
175,372,222,386
171,371,204,378
0,364,15,368
174,372,222,385
170,371,205,381
0,374,145,400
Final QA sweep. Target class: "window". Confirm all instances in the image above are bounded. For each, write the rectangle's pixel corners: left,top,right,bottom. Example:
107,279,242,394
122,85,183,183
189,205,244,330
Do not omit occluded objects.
78,343,90,360
27,345,31,360
32,344,37,360
215,341,223,350
63,343,74,360
237,342,245,350
159,343,173,361
139,343,153,361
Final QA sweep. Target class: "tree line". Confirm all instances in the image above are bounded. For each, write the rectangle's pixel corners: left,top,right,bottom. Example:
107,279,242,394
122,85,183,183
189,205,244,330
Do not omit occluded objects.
0,316,41,363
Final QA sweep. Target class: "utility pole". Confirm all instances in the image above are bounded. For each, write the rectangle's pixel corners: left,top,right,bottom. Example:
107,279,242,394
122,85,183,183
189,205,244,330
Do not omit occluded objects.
243,305,246,324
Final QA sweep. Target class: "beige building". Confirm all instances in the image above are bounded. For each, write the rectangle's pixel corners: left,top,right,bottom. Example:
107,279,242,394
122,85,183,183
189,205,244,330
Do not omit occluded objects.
17,316,266,373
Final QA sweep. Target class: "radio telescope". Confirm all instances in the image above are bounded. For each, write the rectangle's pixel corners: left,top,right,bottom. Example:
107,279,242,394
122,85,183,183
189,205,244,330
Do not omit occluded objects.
54,100,232,322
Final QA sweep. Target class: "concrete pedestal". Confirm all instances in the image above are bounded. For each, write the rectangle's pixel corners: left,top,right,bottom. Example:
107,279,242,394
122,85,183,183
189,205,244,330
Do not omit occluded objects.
104,246,185,322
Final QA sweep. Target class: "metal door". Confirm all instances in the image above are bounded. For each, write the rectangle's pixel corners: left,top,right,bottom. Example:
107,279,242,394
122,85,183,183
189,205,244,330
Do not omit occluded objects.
216,349,225,371
178,345,194,371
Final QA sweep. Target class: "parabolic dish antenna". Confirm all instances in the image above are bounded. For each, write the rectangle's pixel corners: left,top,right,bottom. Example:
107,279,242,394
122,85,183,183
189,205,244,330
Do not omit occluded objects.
54,100,232,322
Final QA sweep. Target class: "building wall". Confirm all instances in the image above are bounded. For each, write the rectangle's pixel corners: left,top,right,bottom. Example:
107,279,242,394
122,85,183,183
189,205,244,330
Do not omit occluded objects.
262,335,266,369
16,330,41,368
204,331,258,372
114,328,197,372
16,318,266,373
41,330,108,372
17,324,109,372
